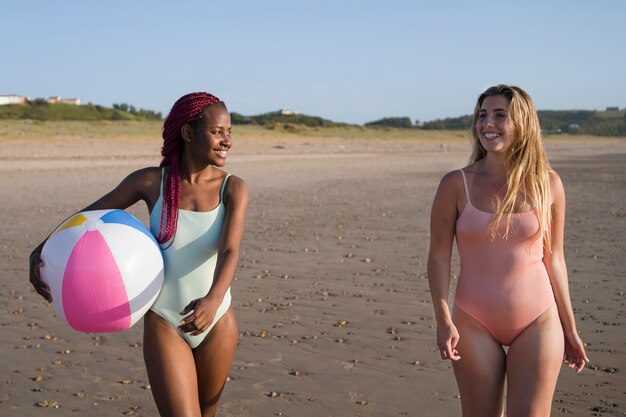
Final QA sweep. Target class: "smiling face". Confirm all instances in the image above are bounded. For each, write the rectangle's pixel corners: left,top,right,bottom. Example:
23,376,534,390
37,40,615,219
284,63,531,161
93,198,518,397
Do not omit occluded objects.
474,95,515,155
184,103,232,167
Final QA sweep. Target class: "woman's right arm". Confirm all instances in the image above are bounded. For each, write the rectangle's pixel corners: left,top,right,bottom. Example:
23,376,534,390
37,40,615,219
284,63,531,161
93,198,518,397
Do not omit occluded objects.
427,171,461,361
29,167,160,302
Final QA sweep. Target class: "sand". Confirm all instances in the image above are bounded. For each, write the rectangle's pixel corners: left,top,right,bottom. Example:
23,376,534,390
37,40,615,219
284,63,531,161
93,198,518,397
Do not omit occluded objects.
0,132,624,416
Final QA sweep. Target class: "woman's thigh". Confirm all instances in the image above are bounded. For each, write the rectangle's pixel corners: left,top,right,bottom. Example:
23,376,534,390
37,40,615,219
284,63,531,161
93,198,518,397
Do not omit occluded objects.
143,310,201,417
193,307,239,417
452,306,507,417
506,304,564,417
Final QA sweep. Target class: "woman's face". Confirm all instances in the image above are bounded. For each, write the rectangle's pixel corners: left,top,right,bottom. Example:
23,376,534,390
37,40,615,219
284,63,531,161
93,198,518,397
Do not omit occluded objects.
475,95,515,155
186,104,232,167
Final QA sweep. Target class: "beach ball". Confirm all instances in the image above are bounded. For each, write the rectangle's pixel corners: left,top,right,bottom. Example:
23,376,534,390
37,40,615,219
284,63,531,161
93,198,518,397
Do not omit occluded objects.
40,209,164,333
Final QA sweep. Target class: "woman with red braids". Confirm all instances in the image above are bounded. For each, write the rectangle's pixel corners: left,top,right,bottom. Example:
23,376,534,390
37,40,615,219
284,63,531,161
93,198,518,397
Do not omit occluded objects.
29,92,248,417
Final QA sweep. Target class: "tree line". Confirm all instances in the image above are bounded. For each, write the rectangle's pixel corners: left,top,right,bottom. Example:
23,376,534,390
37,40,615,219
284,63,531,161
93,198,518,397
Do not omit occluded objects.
230,110,345,128
112,103,162,120
364,109,626,136
3,101,624,136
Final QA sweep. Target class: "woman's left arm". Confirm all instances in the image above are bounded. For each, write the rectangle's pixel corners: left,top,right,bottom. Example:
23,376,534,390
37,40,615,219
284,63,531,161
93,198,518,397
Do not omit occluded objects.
179,176,248,335
544,171,589,373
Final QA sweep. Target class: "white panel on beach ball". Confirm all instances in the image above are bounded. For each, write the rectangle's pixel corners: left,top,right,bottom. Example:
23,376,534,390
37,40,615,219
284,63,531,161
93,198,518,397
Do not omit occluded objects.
40,209,164,333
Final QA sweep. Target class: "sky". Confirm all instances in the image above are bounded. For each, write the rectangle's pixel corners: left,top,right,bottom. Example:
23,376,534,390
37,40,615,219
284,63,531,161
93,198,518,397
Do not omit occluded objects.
1,0,625,125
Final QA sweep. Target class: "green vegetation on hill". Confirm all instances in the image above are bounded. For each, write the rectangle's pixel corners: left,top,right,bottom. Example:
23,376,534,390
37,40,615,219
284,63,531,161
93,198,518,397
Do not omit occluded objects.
3,100,624,137
231,110,349,128
366,109,626,137
537,110,626,136
419,115,474,130
0,101,162,121
112,103,162,120
365,117,413,129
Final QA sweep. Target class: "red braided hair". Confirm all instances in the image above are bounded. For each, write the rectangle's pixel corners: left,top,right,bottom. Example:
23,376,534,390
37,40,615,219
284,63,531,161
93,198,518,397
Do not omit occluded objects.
157,92,223,246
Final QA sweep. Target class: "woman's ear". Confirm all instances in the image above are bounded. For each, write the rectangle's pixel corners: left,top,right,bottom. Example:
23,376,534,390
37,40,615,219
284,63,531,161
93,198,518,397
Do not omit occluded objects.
181,124,192,143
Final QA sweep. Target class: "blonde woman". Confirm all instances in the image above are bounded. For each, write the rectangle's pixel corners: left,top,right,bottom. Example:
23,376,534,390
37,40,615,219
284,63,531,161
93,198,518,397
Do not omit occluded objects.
427,85,588,416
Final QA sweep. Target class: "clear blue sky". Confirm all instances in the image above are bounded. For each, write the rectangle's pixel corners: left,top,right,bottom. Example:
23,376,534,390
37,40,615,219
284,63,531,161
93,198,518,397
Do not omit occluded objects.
2,0,625,124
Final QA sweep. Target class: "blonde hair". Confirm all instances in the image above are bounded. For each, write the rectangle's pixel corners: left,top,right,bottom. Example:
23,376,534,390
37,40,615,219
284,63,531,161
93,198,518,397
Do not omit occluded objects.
470,85,553,249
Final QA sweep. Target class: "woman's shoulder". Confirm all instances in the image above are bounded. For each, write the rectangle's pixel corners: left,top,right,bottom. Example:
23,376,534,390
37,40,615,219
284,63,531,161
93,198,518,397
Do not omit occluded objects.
438,166,471,190
224,172,245,185
126,166,162,186
547,169,565,204
224,174,247,193
434,168,470,208
221,173,247,204
547,169,562,185
115,167,163,203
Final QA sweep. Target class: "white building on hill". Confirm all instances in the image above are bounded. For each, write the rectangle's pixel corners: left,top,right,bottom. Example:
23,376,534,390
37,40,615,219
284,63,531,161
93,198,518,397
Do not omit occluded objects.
0,95,81,105
0,95,28,105
47,96,81,105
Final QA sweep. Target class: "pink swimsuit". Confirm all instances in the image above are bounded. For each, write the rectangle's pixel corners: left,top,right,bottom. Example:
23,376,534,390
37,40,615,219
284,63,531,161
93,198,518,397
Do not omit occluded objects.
454,169,555,346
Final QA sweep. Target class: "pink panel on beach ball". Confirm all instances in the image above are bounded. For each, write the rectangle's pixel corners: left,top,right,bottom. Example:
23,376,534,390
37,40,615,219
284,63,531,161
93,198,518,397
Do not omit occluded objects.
62,230,131,332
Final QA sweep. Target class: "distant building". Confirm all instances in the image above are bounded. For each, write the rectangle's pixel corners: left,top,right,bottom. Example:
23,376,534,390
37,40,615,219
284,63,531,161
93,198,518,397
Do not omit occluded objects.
47,96,81,105
280,108,298,115
0,94,28,105
0,95,81,105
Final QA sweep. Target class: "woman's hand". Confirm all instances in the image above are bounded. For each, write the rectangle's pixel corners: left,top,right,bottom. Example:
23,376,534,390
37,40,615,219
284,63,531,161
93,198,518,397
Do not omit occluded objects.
29,252,52,303
563,330,589,374
178,295,221,336
437,321,461,361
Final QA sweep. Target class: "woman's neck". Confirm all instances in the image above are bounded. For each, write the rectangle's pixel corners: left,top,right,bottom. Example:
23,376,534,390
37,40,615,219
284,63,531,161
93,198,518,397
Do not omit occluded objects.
479,153,507,178
180,160,216,184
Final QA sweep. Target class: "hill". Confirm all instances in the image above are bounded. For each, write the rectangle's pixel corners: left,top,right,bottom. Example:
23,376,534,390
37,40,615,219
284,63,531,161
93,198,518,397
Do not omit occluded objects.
231,110,352,129
366,109,626,136
3,101,624,137
0,101,161,121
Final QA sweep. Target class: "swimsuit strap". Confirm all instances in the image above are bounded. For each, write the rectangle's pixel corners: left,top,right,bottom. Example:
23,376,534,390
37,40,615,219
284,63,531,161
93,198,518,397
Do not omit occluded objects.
159,167,165,197
459,169,471,203
219,174,231,202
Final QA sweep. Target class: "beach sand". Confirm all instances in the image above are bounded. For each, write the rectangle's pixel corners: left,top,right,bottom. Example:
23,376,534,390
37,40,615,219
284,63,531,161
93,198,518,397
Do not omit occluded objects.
1,132,624,416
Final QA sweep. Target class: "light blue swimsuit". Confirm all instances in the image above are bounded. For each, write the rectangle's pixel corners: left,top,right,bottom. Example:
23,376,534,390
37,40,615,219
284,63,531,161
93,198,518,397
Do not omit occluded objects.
149,169,232,348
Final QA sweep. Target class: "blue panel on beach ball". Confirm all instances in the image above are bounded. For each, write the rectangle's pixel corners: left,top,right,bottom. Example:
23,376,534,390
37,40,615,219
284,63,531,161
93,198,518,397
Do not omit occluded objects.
100,210,158,246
